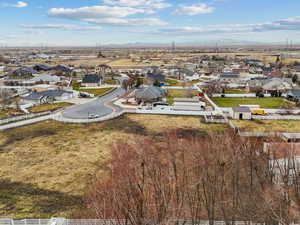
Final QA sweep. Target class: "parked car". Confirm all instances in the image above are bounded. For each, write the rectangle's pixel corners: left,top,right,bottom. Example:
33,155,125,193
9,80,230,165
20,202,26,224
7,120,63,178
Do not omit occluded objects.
88,114,100,119
153,102,169,107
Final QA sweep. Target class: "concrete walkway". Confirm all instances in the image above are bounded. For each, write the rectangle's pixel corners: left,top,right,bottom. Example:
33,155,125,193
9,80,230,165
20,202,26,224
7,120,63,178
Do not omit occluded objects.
0,115,52,131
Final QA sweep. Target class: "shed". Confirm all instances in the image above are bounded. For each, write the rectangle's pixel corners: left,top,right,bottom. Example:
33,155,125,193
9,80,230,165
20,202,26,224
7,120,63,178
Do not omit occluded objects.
231,107,252,120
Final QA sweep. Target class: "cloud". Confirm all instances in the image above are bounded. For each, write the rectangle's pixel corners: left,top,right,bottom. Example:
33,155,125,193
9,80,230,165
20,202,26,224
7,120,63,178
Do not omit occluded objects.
48,5,167,27
1,1,27,8
19,24,102,31
102,0,171,10
48,6,149,19
174,3,214,16
153,16,300,35
85,17,166,26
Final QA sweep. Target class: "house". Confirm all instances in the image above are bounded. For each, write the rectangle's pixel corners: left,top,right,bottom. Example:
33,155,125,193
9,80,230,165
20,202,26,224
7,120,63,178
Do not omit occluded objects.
33,64,52,72
219,72,240,82
51,65,72,75
262,78,294,93
287,89,300,102
146,73,165,85
6,67,37,77
231,107,252,120
264,142,300,185
81,74,102,87
22,89,74,105
30,74,61,84
134,86,166,104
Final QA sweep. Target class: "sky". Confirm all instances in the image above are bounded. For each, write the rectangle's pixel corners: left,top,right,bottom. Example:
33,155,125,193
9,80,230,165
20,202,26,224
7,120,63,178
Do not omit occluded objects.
1,0,300,46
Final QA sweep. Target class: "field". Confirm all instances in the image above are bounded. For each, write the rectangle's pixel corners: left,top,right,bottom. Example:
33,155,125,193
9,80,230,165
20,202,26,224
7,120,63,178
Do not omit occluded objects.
78,87,115,96
212,97,294,109
0,114,228,218
166,89,199,104
224,89,248,94
28,103,73,113
232,119,300,133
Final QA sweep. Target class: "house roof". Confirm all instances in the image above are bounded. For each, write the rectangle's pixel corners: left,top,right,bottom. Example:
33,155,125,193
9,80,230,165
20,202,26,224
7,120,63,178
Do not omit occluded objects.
288,89,300,99
52,64,71,72
147,73,165,82
22,89,73,101
135,86,165,100
31,74,61,83
7,67,37,76
82,74,102,83
232,107,251,113
220,72,240,79
33,64,52,71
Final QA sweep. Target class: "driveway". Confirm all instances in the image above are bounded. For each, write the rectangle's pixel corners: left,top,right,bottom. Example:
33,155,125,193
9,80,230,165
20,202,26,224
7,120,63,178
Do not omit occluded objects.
62,78,126,119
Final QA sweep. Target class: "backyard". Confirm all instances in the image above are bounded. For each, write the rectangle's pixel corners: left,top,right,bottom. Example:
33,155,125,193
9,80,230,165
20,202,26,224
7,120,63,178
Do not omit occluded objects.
79,87,115,97
28,102,73,113
166,89,199,104
0,114,229,219
212,97,294,109
232,119,300,133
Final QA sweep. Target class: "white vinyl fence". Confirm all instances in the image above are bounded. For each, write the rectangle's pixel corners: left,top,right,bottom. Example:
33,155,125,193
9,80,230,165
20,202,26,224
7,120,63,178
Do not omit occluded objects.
0,111,51,125
252,115,300,120
0,219,298,225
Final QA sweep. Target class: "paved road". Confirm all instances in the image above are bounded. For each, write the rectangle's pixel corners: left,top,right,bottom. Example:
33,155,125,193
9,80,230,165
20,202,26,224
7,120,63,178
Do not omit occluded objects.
62,80,126,119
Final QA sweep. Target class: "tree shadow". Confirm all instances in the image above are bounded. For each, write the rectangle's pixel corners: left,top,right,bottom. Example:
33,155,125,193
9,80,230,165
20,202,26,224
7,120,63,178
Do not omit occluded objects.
0,179,83,218
0,126,57,152
94,115,148,136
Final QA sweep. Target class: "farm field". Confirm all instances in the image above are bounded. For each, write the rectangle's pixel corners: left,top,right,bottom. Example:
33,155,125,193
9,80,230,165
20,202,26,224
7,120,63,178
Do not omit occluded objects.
212,97,294,109
0,114,229,219
232,119,300,133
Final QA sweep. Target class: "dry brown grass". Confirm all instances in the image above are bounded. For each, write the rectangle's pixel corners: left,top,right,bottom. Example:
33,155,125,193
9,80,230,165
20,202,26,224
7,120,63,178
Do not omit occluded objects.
232,119,300,133
0,114,229,218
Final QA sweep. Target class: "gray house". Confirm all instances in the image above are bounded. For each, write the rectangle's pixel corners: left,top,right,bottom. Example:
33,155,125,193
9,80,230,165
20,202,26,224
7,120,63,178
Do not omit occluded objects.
81,74,102,87
287,89,300,102
134,86,166,103
22,89,74,105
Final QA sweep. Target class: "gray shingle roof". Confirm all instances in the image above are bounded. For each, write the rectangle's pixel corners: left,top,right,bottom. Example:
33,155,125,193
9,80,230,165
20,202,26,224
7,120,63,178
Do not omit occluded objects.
135,86,165,100
82,74,102,83
233,107,251,113
23,90,72,101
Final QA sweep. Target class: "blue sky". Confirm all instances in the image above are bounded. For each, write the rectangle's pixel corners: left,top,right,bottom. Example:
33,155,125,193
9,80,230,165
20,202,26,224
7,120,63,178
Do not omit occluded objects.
1,0,300,46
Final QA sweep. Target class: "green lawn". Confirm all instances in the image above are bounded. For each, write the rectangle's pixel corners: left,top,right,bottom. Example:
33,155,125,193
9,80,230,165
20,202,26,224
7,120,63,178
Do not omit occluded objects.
28,102,73,113
212,97,294,109
224,89,248,94
79,88,116,97
103,79,118,85
167,89,198,105
165,78,181,86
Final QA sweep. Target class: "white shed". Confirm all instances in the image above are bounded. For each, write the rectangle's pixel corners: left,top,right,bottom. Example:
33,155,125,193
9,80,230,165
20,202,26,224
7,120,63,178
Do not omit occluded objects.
231,107,252,120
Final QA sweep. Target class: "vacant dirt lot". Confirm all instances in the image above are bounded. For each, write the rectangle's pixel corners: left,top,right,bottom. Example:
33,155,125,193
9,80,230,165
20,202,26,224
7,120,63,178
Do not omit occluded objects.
0,114,228,219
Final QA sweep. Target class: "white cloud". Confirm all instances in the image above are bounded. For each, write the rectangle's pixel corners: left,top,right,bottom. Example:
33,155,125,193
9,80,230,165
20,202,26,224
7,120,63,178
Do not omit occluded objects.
85,17,166,26
19,24,102,31
48,5,167,27
102,0,171,10
48,6,149,19
174,3,214,16
154,16,300,35
1,1,28,8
